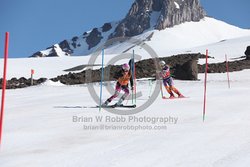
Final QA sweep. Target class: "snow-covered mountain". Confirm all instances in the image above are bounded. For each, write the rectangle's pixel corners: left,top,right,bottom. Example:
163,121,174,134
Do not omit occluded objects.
30,0,250,60
30,0,205,57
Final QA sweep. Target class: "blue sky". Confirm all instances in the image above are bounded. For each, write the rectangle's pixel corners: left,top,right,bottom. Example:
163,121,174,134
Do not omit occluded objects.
0,0,249,58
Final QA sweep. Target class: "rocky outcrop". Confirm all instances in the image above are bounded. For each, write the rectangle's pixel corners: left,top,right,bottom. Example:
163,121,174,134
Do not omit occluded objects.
51,53,200,85
111,0,205,38
102,23,112,32
245,46,250,60
30,45,65,57
59,40,73,54
30,51,45,57
3,53,250,89
198,59,250,73
0,77,47,89
135,53,199,80
156,0,206,29
86,28,103,50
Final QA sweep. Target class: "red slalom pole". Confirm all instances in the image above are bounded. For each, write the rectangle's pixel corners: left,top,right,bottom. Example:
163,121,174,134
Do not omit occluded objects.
0,32,9,147
225,54,230,89
203,49,208,122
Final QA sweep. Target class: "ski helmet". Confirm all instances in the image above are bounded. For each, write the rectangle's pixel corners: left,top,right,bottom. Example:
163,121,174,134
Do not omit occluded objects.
159,60,166,67
122,63,130,71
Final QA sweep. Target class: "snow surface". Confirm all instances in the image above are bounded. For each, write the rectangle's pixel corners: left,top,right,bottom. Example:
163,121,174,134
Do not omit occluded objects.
174,2,180,9
130,17,250,62
1,68,250,167
1,17,250,167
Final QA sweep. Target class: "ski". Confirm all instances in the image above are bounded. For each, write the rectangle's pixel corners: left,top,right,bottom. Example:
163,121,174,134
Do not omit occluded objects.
116,104,136,108
55,104,136,109
162,96,189,100
97,104,136,108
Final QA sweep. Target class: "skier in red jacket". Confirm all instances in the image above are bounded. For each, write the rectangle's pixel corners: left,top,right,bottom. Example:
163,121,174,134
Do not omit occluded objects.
159,60,184,99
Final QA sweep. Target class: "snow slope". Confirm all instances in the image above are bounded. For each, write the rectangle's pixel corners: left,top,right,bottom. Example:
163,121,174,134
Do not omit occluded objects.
128,17,250,62
1,69,250,167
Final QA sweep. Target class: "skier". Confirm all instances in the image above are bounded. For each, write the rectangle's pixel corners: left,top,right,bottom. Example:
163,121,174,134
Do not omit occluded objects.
102,63,134,107
159,60,184,99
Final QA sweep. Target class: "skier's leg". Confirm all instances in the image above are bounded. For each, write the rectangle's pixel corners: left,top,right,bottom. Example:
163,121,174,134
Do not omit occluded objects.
170,86,182,96
163,78,174,97
168,78,183,97
103,82,121,105
116,85,129,106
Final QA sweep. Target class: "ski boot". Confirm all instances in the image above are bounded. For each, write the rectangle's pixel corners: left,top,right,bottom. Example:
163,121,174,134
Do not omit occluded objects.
102,99,110,107
114,97,124,107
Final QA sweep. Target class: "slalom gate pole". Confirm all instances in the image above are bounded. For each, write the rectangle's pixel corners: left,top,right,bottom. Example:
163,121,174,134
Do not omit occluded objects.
225,54,230,89
99,49,104,111
131,50,134,104
131,50,135,104
203,49,208,122
133,51,137,105
0,32,9,147
31,69,34,86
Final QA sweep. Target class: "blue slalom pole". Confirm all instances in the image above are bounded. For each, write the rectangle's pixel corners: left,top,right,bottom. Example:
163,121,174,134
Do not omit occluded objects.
99,49,104,111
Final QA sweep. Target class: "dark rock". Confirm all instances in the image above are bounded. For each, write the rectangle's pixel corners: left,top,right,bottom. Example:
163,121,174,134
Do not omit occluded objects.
72,43,77,48
198,59,250,73
86,28,103,50
173,60,198,80
59,40,72,54
245,46,250,60
152,0,163,11
30,51,44,58
72,36,78,42
155,0,206,29
102,23,112,32
0,77,47,89
47,48,59,57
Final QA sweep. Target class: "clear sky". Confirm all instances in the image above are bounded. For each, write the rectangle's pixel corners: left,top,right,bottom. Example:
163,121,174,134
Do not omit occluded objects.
0,0,249,58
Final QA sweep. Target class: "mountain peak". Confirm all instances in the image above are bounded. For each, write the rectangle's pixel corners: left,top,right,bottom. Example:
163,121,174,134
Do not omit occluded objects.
30,0,206,57
111,0,206,38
